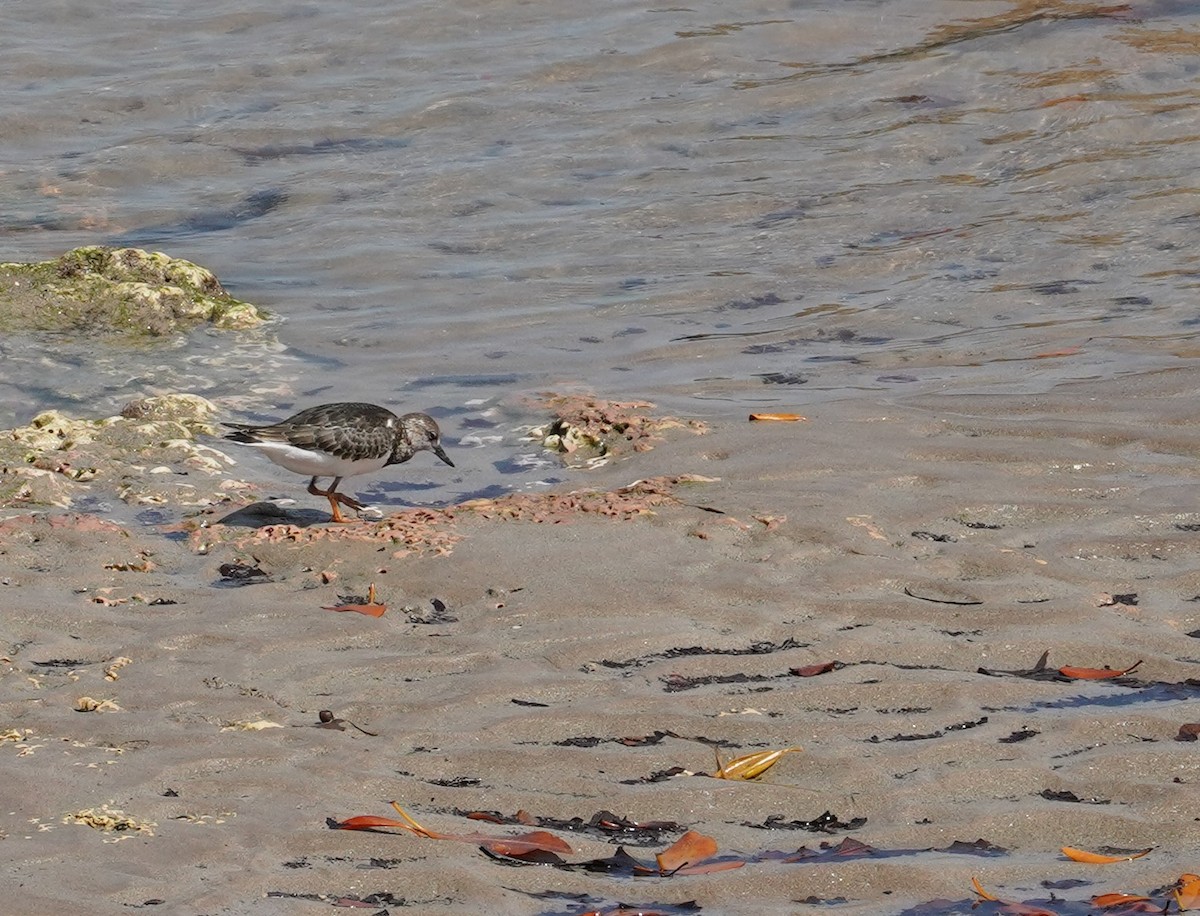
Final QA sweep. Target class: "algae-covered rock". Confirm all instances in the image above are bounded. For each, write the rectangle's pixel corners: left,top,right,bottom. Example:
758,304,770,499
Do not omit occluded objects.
0,246,267,337
0,393,248,510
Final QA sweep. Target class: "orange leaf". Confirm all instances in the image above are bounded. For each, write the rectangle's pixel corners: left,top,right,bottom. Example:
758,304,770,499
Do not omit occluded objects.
1058,659,1142,679
324,602,388,617
656,830,718,874
1093,893,1152,907
324,583,388,617
1177,873,1200,910
1062,845,1152,864
749,413,807,422
713,746,803,780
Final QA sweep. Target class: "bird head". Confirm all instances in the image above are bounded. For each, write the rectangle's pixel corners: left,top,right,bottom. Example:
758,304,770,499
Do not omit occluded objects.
393,413,454,467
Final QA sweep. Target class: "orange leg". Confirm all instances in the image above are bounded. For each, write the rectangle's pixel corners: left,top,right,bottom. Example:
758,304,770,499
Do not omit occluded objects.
326,493,347,524
307,477,364,523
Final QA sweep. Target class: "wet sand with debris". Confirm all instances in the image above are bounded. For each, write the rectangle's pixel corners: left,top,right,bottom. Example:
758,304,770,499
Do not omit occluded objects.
3,373,1200,915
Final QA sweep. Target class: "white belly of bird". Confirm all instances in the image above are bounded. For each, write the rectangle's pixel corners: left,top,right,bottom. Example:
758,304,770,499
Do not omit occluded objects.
246,441,390,479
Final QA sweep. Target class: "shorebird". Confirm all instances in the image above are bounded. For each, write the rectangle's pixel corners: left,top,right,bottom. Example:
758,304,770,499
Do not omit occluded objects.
222,402,454,522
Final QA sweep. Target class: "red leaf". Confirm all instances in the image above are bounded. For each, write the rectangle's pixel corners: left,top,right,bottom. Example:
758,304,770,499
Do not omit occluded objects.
465,811,506,824
672,858,746,876
481,830,573,856
791,661,839,677
334,815,409,831
1092,893,1152,908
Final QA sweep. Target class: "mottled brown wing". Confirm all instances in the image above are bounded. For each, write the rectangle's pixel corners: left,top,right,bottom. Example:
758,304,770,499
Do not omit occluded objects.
229,403,399,462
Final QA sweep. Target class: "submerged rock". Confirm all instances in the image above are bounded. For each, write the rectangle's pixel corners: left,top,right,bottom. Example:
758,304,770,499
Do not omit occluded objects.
0,394,248,510
0,246,266,336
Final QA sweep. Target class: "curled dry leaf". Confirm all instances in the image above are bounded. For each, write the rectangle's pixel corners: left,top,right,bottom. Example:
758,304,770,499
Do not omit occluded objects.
1176,873,1200,910
712,746,803,780
1058,659,1142,679
481,830,572,858
386,801,441,838
969,877,1058,915
1176,723,1200,742
971,876,1000,901
335,805,441,838
655,830,717,873
334,802,574,857
791,661,839,678
748,413,807,422
1062,845,1152,864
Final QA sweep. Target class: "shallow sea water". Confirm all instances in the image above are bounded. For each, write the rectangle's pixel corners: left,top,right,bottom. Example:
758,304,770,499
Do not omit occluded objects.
4,0,1200,505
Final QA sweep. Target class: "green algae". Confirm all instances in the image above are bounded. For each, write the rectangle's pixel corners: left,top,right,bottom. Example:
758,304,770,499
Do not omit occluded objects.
0,246,267,337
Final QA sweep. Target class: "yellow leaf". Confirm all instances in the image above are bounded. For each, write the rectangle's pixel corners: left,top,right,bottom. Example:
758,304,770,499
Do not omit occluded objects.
748,413,807,422
712,746,803,780
971,876,1000,901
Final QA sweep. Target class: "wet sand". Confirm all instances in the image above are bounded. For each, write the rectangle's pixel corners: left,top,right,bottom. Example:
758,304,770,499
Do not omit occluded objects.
3,374,1199,915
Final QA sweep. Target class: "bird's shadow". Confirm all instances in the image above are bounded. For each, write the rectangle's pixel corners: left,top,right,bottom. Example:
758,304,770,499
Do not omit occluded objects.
217,501,329,529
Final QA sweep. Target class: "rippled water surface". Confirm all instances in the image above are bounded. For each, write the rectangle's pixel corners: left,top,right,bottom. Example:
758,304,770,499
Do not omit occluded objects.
4,0,1200,501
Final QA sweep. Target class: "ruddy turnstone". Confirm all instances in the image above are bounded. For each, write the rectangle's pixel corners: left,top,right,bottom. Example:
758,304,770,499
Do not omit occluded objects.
222,402,454,522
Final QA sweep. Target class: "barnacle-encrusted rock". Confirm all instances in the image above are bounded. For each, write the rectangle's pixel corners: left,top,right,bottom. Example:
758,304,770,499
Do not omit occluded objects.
0,393,244,509
528,394,707,467
117,393,221,434
0,246,266,336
